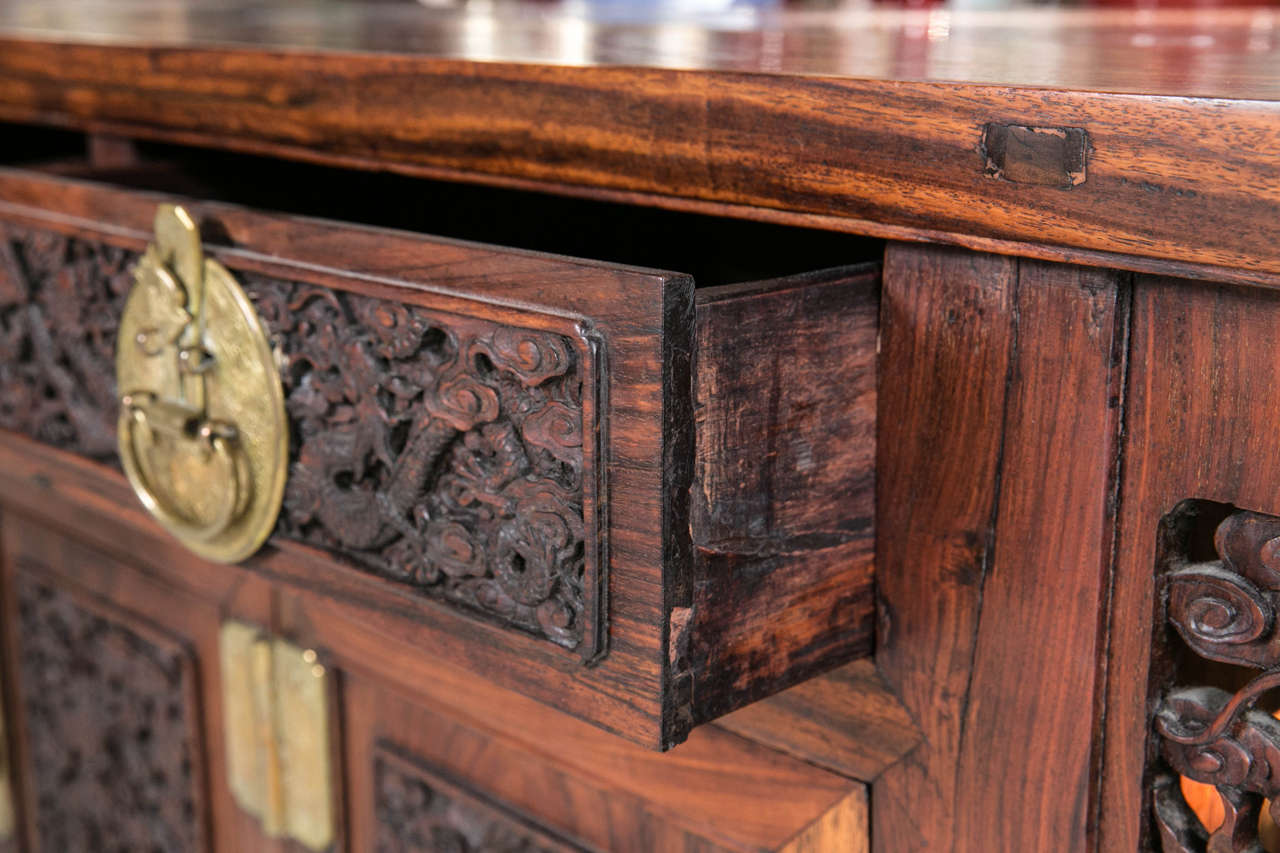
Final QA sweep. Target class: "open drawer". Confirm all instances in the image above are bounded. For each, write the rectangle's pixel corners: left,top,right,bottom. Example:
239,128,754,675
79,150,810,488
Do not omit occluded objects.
0,161,875,748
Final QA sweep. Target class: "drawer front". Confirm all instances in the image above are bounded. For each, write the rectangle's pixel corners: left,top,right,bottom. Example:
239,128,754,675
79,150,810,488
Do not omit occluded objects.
2,218,607,653
0,167,691,746
0,167,878,749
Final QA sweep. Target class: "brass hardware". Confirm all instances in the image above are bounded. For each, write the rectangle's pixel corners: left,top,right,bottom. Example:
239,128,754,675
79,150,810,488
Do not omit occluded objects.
117,206,287,563
220,621,336,851
0,684,13,843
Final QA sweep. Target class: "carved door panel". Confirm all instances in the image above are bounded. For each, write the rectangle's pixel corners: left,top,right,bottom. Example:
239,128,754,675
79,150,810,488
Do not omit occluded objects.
0,512,290,852
1098,275,1280,852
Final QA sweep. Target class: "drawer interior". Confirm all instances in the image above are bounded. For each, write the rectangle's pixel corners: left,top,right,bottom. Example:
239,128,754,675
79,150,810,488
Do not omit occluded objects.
0,122,885,287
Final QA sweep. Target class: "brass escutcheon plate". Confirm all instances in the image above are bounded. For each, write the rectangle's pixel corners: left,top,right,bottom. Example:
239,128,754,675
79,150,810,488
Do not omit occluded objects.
117,205,287,563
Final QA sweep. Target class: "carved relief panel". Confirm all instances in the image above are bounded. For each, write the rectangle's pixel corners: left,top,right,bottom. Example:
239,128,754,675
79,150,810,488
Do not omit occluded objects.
12,571,208,852
374,744,580,853
0,224,604,655
1149,502,1280,852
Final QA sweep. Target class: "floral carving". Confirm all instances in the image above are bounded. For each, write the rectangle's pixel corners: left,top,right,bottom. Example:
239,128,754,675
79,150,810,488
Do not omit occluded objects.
250,278,594,651
0,227,133,459
14,573,207,852
374,745,577,853
1151,507,1280,853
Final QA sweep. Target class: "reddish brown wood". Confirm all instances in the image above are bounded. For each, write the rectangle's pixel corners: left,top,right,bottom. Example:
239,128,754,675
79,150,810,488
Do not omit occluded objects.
873,245,1127,850
952,259,1127,851
1101,276,1280,853
715,659,921,783
2,1,1277,98
689,269,877,724
336,667,862,853
0,37,1273,281
372,745,582,853
873,244,1017,851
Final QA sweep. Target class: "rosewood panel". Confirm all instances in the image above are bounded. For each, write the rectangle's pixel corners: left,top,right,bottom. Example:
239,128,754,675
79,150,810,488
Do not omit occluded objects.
336,667,863,853
1101,275,1280,852
874,245,1127,851
0,40,1274,284
373,745,581,853
715,659,920,783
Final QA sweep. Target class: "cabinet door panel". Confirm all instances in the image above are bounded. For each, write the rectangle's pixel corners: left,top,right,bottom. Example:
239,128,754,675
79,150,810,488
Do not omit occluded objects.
0,513,286,852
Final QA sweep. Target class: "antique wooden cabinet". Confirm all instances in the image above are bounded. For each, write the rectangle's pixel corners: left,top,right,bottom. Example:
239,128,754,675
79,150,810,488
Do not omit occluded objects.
0,1,1276,851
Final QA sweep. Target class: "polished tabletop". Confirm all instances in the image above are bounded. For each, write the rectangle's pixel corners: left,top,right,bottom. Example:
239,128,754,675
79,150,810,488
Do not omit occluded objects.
0,0,1276,99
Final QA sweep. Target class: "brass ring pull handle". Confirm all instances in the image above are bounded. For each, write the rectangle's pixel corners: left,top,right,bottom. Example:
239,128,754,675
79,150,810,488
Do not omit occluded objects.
116,205,287,563
119,392,250,543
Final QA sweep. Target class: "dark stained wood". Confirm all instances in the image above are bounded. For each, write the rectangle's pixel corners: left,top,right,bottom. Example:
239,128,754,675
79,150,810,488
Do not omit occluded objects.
253,274,602,656
1147,507,1280,853
873,244,1017,851
0,514,288,852
873,245,1127,850
11,572,208,852
689,268,877,725
715,659,922,783
1100,275,1280,852
0,38,1274,283
952,259,1127,851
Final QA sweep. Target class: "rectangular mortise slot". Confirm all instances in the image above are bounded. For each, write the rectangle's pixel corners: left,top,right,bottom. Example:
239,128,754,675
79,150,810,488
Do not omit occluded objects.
982,123,1088,188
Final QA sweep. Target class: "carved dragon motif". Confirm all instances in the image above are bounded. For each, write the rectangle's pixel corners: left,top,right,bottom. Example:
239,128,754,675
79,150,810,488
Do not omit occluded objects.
251,278,592,650
0,224,598,652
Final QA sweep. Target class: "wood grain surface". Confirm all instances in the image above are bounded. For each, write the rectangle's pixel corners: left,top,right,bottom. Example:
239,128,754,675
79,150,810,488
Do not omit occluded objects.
1099,275,1280,852
874,244,1127,851
0,34,1274,283
716,659,921,783
951,259,1128,851
690,269,877,725
340,669,863,853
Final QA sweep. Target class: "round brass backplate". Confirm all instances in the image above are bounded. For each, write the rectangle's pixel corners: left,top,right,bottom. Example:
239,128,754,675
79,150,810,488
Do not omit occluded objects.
117,205,287,563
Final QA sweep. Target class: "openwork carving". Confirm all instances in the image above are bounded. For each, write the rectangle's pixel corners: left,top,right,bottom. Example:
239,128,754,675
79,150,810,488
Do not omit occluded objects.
1151,505,1280,852
250,278,596,651
374,745,578,853
0,226,133,460
0,221,602,653
14,572,207,852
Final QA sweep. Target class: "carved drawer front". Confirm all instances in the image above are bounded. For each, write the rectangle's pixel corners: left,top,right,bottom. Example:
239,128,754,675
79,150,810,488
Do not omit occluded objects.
0,168,876,749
